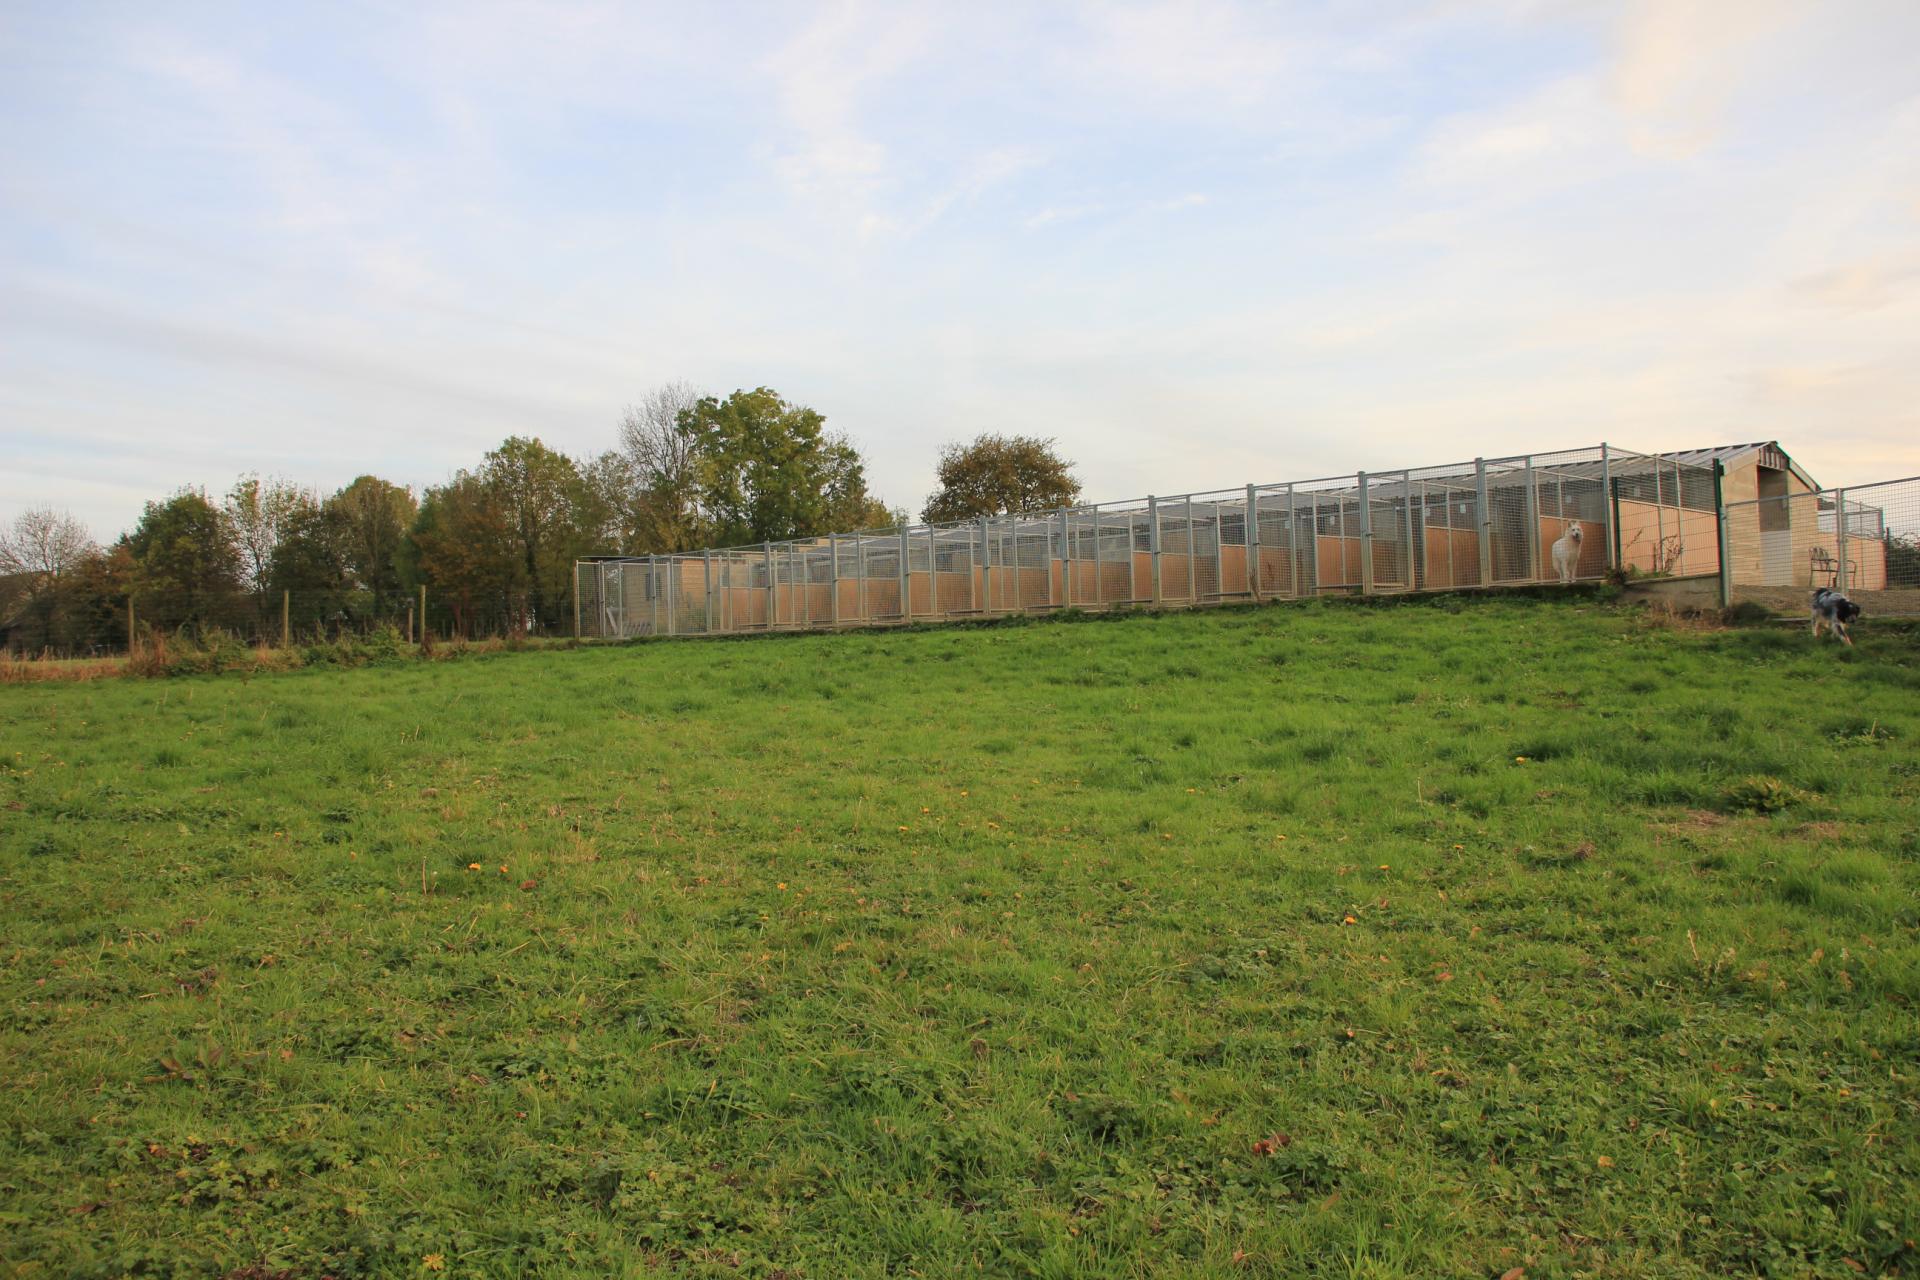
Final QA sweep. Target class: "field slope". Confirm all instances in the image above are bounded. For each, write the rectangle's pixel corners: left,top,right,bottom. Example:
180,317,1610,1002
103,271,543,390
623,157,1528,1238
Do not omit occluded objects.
2,598,1917,1278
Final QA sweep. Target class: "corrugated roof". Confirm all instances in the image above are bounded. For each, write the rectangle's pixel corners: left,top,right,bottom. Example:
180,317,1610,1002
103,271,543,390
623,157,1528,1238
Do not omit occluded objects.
1659,442,1818,489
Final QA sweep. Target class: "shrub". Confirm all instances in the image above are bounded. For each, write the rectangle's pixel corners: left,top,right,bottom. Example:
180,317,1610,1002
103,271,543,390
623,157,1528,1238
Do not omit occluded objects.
1721,775,1810,814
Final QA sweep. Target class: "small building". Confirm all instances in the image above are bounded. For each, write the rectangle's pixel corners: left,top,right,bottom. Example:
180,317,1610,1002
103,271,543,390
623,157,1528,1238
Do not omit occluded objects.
1670,441,1888,590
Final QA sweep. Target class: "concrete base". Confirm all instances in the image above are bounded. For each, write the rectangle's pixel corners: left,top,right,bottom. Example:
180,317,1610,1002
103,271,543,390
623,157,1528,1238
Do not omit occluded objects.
1618,573,1722,611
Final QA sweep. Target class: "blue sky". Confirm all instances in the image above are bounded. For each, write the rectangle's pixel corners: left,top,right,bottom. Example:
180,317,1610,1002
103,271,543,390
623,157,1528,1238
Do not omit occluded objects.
3,0,1917,540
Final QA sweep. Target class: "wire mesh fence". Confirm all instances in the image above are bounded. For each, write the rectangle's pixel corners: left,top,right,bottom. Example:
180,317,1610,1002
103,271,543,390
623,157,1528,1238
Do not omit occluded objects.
577,443,1719,639
1723,475,1920,617
0,587,508,658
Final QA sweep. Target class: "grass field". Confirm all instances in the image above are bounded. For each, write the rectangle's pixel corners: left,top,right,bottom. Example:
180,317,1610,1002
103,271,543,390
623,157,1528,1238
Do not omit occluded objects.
2,596,1917,1279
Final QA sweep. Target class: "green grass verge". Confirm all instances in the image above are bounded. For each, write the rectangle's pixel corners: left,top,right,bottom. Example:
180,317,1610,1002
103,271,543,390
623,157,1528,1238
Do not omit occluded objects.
2,598,1917,1278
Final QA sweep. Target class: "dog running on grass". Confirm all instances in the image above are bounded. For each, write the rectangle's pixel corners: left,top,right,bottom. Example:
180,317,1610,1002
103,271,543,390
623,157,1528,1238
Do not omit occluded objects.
1551,521,1584,585
1810,588,1861,647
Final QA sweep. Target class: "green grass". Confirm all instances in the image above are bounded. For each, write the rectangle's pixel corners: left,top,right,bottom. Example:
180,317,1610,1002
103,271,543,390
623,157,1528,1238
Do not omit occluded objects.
2,598,1917,1279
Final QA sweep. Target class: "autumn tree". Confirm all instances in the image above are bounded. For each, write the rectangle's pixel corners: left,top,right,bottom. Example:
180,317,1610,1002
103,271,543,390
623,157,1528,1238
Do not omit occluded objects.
0,507,96,650
921,434,1080,523
476,437,590,631
410,472,522,636
327,476,416,615
614,381,706,551
122,490,244,628
223,475,307,595
265,494,355,632
678,387,890,545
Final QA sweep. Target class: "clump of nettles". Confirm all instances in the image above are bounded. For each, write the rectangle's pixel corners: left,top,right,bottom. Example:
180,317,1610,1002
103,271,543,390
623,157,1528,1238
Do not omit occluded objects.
1721,775,1809,814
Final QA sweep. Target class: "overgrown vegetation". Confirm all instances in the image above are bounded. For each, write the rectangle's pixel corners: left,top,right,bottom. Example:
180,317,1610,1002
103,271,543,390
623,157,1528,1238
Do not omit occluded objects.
2,599,1916,1277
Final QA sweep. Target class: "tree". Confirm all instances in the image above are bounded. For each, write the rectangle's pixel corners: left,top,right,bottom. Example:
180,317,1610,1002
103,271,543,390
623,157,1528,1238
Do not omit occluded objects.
223,475,306,595
63,542,134,653
0,507,95,649
921,434,1080,523
678,387,889,545
266,493,356,634
616,381,706,551
123,490,244,629
578,450,640,554
327,476,416,615
480,437,589,632
411,471,522,636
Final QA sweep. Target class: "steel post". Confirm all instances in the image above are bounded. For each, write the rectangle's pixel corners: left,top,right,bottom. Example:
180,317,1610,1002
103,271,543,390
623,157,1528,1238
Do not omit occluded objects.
1713,460,1732,607
1403,470,1417,590
1357,471,1374,595
829,534,840,627
1523,458,1540,582
1599,443,1615,571
856,533,868,624
1287,484,1299,596
1474,459,1492,586
1309,488,1321,595
899,526,910,622
1149,495,1162,607
1245,484,1260,602
925,526,937,620
977,517,990,614
1835,487,1850,593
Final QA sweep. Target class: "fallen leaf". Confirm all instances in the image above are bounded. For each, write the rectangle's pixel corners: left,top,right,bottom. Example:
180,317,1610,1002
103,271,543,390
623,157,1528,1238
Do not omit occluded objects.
1500,1268,1525,1280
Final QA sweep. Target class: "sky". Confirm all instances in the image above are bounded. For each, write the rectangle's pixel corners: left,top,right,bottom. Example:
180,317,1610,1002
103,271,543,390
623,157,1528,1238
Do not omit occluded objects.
2,0,1918,541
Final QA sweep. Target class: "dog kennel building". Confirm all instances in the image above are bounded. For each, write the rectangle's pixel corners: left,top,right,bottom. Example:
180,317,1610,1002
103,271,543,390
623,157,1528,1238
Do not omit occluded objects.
574,441,1847,639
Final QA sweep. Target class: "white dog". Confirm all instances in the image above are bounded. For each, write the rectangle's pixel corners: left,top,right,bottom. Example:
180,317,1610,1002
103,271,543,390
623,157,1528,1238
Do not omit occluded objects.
1551,521,1584,584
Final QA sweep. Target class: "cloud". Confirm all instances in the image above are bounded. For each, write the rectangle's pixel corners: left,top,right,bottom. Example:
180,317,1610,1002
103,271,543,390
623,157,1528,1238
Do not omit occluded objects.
1416,73,1622,189
760,3,937,219
1788,253,1920,311
1607,0,1802,157
1071,0,1303,108
1025,204,1104,230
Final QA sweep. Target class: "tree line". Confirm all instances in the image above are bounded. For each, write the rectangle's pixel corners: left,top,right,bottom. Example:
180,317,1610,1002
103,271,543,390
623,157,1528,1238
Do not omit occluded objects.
1,385,1079,654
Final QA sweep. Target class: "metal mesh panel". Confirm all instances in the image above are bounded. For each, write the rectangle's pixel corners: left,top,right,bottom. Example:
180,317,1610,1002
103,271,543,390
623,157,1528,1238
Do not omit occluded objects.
1366,474,1411,592
1250,487,1304,598
1725,475,1920,616
1486,469,1534,584
1613,457,1717,578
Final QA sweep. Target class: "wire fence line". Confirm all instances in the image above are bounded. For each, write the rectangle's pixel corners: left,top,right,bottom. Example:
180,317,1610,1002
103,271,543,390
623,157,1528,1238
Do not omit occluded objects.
575,443,1723,639
1722,475,1920,617
0,586,478,658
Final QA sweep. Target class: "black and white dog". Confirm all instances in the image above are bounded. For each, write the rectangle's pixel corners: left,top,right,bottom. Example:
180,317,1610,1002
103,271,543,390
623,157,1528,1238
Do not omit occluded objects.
1810,588,1861,647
